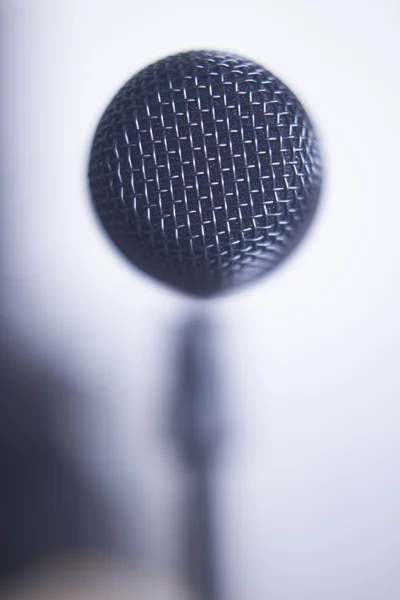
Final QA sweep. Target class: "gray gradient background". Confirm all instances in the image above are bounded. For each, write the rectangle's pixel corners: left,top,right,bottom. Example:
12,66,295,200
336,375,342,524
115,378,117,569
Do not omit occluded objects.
1,0,400,598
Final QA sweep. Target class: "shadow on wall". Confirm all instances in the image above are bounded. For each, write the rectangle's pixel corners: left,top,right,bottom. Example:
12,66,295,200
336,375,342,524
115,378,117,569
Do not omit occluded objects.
0,332,128,586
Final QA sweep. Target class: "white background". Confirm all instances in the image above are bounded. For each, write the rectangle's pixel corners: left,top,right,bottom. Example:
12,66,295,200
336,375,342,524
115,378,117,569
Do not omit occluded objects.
1,0,400,598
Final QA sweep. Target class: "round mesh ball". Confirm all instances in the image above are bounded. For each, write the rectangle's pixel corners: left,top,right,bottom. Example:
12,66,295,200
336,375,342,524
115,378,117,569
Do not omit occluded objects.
88,50,322,296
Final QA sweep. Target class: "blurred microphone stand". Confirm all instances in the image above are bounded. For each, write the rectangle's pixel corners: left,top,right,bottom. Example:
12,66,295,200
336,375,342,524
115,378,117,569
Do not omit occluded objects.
172,314,223,600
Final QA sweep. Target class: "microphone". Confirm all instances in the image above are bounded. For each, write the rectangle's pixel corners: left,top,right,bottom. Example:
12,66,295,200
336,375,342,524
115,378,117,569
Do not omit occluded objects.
87,50,322,600
88,50,322,297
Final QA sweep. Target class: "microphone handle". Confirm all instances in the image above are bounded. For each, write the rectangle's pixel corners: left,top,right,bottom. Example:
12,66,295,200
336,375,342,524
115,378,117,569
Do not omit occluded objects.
172,314,223,600
185,462,218,600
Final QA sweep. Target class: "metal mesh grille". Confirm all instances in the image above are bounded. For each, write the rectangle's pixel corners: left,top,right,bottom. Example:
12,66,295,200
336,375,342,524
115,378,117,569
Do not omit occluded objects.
89,51,322,295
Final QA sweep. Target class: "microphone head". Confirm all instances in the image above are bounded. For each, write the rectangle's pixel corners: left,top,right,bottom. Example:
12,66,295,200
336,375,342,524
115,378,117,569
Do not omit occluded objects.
88,51,322,297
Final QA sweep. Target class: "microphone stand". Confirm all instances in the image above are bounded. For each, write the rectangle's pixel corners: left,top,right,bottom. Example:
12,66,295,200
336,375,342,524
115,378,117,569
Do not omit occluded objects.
172,314,223,600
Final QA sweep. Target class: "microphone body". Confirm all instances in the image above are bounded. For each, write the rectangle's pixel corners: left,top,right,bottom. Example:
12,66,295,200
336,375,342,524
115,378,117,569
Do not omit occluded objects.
88,50,323,599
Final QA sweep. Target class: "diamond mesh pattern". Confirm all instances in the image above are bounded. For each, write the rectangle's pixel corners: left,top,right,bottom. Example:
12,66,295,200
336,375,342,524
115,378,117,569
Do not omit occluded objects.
89,51,322,295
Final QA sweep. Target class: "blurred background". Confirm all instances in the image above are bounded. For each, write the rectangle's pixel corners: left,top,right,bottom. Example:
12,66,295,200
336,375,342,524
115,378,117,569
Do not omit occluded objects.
1,0,400,598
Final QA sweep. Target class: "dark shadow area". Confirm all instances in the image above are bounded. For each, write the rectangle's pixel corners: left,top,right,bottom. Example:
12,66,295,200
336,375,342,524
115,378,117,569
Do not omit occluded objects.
0,331,125,586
